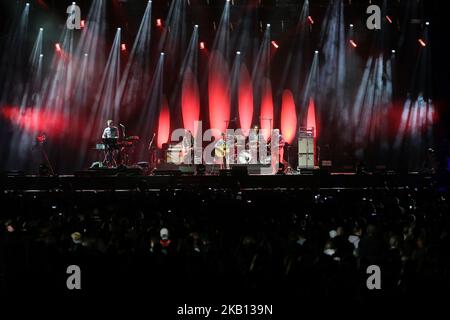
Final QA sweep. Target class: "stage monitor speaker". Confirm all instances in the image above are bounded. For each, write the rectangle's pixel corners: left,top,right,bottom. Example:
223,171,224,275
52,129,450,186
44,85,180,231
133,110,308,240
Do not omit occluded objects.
219,169,232,176
136,162,150,175
90,161,104,169
153,167,181,176
82,166,143,177
196,164,206,175
179,165,195,175
157,163,179,171
231,165,248,177
298,168,315,175
115,165,143,176
78,167,118,177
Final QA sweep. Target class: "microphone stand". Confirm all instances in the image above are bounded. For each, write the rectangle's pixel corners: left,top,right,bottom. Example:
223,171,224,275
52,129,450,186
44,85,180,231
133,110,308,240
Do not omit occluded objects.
148,133,156,151
120,124,126,139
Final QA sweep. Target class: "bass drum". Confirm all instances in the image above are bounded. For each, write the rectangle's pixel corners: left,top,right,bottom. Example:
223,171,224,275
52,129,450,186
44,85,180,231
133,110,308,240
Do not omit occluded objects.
238,150,252,164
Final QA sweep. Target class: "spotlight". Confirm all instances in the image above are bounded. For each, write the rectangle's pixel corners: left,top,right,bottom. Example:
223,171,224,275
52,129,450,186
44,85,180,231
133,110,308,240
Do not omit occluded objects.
80,20,85,28
39,28,43,31
349,40,357,48
26,3,30,6
266,24,271,28
386,15,393,24
200,42,205,50
418,38,426,47
349,24,354,27
84,53,88,57
425,21,430,25
72,2,76,5
314,50,319,54
236,51,241,55
39,54,43,58
194,24,198,28
307,16,314,24
160,52,165,56
156,19,163,27
121,43,126,51
271,41,279,49
55,43,61,52
117,27,121,31
391,49,396,54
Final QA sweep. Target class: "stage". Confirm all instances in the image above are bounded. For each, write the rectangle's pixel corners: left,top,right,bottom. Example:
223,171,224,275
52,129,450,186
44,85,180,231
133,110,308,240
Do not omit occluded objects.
0,171,441,192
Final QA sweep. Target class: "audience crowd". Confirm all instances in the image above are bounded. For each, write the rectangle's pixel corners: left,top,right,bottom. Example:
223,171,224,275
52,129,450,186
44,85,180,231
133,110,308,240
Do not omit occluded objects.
0,183,449,308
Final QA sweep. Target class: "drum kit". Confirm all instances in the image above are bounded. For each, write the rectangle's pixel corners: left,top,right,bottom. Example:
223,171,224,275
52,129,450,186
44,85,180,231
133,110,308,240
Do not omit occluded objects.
214,140,254,165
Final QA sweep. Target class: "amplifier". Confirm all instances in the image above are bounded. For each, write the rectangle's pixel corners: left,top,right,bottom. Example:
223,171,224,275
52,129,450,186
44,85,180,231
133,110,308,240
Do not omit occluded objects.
298,136,315,169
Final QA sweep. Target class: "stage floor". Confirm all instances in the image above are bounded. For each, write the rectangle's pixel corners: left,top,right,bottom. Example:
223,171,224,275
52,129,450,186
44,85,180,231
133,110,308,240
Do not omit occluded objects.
0,171,441,191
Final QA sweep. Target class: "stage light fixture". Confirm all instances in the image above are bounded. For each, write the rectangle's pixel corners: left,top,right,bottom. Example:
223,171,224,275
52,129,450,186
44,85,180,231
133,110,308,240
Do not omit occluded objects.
315,50,319,54
267,24,270,27
84,53,88,57
117,27,121,31
39,28,43,31
156,19,162,27
236,51,241,55
386,15,393,23
80,20,85,28
271,41,279,49
349,24,353,27
391,49,396,53
26,3,29,6
55,43,61,52
307,16,314,24
160,52,165,56
194,24,198,28
121,43,126,51
418,38,426,47
425,21,430,25
200,42,205,50
39,54,43,58
349,40,357,48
